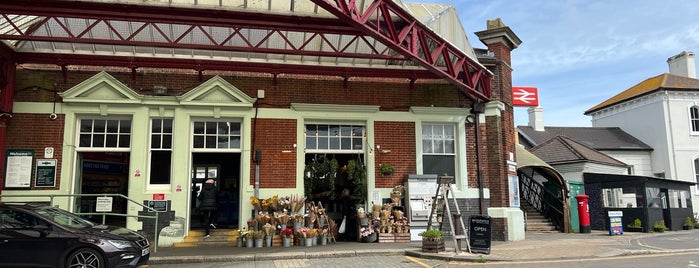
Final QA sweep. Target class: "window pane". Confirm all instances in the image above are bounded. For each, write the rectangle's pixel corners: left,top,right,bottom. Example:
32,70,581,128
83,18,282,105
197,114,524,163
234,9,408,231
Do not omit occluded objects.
162,134,172,149
105,134,118,147
341,126,351,136
93,134,105,147
218,136,229,148
230,137,240,148
194,136,204,148
422,139,432,153
306,137,316,149
94,120,106,132
423,155,455,176
205,122,216,134
353,138,363,150
205,136,216,148
218,122,229,135
306,125,317,135
152,119,162,133
80,120,93,132
163,119,172,133
119,134,130,147
194,122,205,134
352,127,363,137
106,120,119,133
150,151,172,184
434,140,444,153
230,123,240,135
341,138,351,150
79,134,91,147
318,125,328,136
318,137,328,149
119,120,131,134
151,136,160,149
444,140,455,153
329,125,340,137
329,137,340,149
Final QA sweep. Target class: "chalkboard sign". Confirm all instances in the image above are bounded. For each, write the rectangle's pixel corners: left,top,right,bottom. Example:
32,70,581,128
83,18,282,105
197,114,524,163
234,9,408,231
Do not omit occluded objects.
35,159,57,187
469,215,492,254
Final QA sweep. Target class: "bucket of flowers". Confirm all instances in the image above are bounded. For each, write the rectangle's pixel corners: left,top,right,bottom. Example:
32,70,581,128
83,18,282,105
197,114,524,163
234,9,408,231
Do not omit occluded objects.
359,224,377,243
280,227,294,247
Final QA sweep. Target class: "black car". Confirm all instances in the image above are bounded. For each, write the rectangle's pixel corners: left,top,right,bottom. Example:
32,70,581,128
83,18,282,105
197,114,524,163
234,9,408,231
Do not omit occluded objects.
0,202,150,268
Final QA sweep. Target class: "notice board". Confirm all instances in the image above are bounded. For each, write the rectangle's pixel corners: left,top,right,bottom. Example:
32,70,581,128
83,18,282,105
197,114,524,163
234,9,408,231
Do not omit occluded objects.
4,149,34,189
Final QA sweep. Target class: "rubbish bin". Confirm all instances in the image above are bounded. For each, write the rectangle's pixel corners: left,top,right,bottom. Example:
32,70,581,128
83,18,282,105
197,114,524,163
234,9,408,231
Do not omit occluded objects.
576,194,590,233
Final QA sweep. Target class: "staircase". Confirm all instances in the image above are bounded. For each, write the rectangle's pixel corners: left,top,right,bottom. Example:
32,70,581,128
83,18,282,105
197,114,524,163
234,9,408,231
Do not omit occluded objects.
172,229,240,247
521,199,558,232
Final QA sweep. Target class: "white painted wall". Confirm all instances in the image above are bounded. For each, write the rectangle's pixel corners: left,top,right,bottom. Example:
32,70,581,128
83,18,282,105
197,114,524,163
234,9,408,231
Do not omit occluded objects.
601,150,654,177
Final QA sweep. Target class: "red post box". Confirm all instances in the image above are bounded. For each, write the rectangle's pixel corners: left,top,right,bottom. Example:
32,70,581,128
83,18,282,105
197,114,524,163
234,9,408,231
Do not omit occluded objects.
576,194,591,233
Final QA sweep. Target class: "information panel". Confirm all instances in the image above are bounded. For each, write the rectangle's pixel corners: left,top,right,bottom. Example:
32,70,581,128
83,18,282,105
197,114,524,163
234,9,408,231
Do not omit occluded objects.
4,150,34,188
35,159,57,187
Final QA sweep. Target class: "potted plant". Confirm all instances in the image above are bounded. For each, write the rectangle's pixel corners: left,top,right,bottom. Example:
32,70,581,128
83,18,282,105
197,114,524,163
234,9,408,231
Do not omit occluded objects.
684,217,694,230
379,163,394,176
420,229,445,253
627,218,643,232
653,220,666,232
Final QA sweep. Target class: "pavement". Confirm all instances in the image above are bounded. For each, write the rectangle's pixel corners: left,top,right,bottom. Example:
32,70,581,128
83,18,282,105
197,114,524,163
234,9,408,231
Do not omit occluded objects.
148,230,699,265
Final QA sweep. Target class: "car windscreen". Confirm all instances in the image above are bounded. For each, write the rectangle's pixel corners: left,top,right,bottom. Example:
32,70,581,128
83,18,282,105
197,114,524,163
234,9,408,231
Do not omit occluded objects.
35,207,96,229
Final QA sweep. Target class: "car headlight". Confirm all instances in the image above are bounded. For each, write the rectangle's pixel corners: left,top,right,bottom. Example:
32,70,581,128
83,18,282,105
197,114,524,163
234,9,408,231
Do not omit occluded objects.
107,240,133,249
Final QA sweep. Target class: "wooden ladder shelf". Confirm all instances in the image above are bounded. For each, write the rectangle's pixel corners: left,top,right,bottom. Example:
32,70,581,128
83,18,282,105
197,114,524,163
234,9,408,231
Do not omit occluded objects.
426,176,471,254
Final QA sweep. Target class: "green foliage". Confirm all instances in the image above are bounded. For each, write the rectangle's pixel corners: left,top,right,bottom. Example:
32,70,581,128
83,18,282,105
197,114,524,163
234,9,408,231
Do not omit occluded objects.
653,220,666,232
685,217,694,226
419,229,444,238
304,156,338,199
630,218,642,228
347,159,367,203
379,163,394,175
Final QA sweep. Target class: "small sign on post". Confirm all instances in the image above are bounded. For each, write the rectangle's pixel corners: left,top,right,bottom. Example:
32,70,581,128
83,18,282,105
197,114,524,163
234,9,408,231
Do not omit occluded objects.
95,197,113,212
608,211,623,235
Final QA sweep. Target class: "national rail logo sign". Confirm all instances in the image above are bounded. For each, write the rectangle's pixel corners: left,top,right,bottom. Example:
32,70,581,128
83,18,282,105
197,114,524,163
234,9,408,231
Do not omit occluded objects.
512,86,539,106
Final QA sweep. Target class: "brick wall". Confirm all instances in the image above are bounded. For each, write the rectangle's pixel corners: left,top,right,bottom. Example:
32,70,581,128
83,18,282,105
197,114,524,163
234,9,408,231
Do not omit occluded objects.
5,114,64,190
251,118,297,188
373,121,416,188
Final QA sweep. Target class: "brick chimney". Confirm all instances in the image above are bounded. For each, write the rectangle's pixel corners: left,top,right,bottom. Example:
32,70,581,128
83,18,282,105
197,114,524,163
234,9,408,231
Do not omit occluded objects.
667,51,696,78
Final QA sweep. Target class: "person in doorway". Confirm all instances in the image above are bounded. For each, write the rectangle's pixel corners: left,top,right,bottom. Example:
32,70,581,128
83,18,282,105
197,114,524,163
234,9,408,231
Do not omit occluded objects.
198,179,218,238
339,187,355,241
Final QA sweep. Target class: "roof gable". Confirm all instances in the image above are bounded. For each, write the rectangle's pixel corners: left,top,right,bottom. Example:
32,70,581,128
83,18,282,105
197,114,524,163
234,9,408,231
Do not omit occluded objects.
177,76,255,107
59,71,142,104
517,126,653,151
530,136,628,167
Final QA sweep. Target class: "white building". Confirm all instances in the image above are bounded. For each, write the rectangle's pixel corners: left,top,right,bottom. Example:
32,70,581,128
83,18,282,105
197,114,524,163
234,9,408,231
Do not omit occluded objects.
585,51,699,211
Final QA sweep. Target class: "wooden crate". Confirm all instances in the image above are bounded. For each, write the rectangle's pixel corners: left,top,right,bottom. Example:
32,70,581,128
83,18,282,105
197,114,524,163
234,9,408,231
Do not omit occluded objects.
272,235,282,247
421,240,445,253
395,233,411,243
378,233,395,243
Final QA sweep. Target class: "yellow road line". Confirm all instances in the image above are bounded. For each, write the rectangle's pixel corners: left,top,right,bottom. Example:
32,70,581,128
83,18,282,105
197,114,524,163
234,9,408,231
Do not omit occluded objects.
405,255,432,268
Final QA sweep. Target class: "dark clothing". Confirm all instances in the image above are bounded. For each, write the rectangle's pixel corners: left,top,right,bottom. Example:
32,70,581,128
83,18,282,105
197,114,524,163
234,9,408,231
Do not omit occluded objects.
198,182,218,235
198,182,218,211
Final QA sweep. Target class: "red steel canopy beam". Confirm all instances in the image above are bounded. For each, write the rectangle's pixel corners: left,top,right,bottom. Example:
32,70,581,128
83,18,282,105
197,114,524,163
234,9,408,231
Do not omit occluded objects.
16,52,440,80
0,0,408,62
311,0,491,102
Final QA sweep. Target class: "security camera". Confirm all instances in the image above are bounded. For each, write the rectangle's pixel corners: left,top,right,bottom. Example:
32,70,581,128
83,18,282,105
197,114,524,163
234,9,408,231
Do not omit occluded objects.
49,113,57,120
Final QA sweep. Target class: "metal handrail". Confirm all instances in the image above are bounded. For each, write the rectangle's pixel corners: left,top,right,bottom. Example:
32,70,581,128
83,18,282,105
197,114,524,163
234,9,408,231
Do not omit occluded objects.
0,193,160,253
519,172,565,231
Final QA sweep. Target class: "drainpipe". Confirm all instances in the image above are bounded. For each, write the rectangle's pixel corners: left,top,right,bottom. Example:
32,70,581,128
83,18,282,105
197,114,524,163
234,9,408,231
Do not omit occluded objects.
471,102,486,215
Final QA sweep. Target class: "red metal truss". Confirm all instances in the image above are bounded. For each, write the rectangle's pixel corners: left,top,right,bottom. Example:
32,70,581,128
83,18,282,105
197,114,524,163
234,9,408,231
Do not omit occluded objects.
0,0,408,61
310,0,491,101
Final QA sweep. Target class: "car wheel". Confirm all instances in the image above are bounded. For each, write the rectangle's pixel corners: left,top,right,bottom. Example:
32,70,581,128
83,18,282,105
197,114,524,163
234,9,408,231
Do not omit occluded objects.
66,248,105,268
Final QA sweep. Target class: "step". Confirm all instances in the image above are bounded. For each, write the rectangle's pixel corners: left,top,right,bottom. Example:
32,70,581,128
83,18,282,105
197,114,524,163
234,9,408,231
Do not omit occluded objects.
172,229,240,248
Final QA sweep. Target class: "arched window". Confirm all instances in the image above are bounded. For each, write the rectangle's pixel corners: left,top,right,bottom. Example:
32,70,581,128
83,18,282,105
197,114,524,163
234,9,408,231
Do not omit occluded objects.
691,106,699,133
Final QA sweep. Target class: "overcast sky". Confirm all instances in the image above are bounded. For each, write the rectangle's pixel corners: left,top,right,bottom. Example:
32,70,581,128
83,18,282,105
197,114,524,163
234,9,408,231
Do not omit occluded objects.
413,0,699,127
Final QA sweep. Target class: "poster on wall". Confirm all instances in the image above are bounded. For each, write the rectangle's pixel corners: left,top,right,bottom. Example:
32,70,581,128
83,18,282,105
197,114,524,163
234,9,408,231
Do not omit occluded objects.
508,174,520,207
4,150,34,189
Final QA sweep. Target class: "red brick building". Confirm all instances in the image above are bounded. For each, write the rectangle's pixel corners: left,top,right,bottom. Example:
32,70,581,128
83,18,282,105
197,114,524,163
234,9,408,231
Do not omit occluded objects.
0,0,523,245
